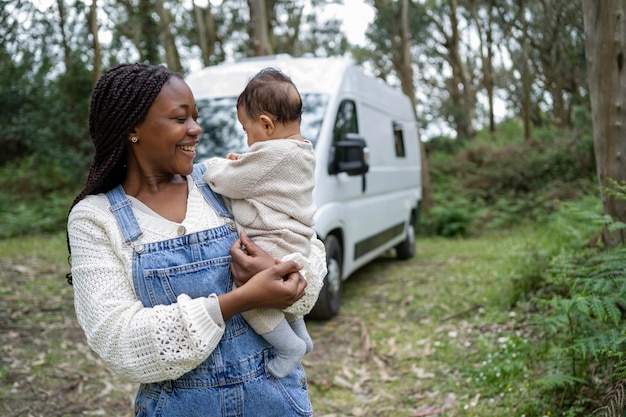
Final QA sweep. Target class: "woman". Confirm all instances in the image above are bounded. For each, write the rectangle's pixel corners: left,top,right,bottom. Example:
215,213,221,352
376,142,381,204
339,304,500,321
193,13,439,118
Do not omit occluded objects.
66,63,326,416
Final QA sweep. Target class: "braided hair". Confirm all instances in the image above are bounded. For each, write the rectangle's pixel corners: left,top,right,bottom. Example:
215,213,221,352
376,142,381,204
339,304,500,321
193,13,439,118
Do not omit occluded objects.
66,63,182,284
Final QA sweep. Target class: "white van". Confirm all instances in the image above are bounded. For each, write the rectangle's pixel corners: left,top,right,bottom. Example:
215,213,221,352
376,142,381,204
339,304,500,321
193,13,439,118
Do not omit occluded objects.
186,55,422,319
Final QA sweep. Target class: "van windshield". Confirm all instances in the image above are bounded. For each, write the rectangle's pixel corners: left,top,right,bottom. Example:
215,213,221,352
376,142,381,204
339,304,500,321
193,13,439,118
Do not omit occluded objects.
195,93,328,160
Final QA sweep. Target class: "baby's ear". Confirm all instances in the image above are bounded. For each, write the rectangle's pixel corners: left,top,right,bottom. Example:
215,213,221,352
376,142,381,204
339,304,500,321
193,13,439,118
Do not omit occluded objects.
259,114,275,135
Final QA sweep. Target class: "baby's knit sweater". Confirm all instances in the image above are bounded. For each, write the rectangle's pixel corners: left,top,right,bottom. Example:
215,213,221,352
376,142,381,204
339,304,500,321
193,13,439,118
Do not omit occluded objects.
67,161,327,384
204,139,316,260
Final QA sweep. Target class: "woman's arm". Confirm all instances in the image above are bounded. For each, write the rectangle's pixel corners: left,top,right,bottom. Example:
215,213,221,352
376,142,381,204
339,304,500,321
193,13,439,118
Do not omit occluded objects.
229,230,327,316
218,261,307,321
68,200,226,384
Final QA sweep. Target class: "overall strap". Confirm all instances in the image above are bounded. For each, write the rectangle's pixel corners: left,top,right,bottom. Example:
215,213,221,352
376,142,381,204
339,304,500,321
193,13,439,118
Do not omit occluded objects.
105,163,232,244
192,162,234,220
105,185,143,244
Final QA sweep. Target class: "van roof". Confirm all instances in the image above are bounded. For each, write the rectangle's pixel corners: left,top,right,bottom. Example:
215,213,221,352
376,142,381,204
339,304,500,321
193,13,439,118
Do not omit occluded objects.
186,55,414,119
186,55,352,98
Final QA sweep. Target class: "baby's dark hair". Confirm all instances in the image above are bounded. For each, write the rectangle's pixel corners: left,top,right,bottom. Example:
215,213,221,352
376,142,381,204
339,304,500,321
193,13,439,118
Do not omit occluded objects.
237,67,302,124
66,63,182,284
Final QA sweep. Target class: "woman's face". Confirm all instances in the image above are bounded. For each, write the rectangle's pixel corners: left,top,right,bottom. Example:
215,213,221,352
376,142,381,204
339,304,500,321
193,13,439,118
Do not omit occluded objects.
132,77,201,177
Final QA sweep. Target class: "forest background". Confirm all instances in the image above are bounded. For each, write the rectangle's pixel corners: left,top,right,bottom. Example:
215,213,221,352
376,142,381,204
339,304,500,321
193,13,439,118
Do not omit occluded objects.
3,0,626,415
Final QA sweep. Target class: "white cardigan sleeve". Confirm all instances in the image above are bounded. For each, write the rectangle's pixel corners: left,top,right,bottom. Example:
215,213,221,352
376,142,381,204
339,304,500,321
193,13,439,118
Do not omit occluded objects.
68,198,225,384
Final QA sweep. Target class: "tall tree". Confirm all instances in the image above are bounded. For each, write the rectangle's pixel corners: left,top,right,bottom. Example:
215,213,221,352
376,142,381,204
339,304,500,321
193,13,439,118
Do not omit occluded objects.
56,0,72,78
427,0,479,140
249,0,273,55
468,0,496,133
88,0,102,81
155,0,182,72
192,0,223,67
529,0,586,127
582,0,626,247
400,0,432,210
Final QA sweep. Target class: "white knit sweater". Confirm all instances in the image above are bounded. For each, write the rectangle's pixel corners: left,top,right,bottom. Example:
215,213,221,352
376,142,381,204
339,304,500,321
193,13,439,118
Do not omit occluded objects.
67,161,327,384
204,139,316,259
203,139,323,312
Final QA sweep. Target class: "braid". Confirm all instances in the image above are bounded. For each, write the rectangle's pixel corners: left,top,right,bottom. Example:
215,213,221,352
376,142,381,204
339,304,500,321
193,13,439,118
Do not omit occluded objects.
66,63,183,284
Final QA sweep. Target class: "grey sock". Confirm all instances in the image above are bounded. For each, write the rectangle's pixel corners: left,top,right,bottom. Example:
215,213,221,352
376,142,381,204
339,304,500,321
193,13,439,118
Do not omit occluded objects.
289,318,313,354
264,320,307,378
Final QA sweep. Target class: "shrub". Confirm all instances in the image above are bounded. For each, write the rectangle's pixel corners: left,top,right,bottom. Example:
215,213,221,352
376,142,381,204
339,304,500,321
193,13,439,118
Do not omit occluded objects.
425,122,597,235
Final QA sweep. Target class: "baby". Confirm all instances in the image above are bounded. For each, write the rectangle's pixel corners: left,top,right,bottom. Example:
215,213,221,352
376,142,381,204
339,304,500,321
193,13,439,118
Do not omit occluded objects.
203,67,321,378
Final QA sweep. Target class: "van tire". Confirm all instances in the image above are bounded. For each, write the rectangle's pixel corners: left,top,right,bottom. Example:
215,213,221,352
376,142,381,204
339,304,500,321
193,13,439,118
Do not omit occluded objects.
308,235,342,320
395,222,416,260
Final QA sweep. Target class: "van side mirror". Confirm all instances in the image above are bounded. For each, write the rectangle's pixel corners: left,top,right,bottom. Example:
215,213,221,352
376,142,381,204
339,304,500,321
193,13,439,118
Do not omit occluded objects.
328,134,370,176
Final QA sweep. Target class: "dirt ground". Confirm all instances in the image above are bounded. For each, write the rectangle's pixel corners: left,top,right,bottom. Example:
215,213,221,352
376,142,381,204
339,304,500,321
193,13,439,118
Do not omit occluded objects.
0,255,403,417
1,235,524,417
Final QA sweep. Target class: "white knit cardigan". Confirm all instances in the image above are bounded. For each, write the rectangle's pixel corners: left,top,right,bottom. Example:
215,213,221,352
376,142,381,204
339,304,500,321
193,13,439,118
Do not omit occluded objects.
67,160,327,383
204,139,316,258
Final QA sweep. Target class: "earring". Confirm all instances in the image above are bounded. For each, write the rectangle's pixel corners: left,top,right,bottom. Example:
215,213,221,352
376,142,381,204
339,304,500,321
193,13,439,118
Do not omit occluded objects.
130,135,138,143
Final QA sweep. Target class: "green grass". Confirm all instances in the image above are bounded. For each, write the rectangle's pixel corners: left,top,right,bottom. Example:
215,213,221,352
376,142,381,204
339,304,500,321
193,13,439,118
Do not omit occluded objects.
0,229,549,416
306,227,550,416
0,233,135,417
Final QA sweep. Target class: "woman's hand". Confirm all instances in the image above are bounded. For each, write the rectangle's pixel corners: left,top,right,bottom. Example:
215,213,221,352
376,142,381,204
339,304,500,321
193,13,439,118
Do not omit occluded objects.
219,260,307,320
230,230,277,287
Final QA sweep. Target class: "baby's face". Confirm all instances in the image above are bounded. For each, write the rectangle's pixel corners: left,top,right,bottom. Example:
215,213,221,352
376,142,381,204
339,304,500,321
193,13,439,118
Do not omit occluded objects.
237,107,267,147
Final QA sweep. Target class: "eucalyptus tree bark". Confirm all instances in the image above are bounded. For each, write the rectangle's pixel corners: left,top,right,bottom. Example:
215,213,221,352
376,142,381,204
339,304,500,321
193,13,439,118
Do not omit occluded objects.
399,0,432,210
582,0,626,247
55,0,72,78
89,0,101,81
155,0,182,73
428,0,477,140
249,0,273,56
192,1,218,67
518,1,532,141
469,0,496,133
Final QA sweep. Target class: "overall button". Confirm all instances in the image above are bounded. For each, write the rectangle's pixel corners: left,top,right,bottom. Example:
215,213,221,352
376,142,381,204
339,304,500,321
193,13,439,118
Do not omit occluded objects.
177,225,186,236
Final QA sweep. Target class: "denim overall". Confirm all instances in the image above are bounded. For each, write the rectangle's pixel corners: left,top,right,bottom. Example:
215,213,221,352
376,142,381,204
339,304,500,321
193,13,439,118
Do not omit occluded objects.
106,163,313,417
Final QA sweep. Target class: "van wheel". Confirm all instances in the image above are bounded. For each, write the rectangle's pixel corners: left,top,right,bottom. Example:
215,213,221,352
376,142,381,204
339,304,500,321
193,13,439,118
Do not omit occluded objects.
308,235,342,320
395,222,416,260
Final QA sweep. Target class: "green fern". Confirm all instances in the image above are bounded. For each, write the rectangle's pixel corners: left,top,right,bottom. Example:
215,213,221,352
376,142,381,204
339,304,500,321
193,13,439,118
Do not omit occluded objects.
528,194,626,411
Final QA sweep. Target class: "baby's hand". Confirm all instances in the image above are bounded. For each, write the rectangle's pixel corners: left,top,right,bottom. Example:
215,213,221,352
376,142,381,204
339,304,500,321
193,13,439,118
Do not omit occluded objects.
226,153,240,161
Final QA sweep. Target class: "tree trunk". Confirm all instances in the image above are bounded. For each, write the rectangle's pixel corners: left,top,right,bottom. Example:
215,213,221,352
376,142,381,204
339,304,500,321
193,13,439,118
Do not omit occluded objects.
155,0,182,73
469,0,494,133
89,0,101,82
518,0,532,141
249,0,273,56
193,1,218,67
399,0,432,210
582,0,626,247
443,0,476,139
55,0,71,78
521,40,532,141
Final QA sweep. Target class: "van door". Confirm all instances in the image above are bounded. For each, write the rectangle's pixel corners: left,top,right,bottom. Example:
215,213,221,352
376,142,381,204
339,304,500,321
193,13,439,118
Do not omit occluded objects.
328,99,382,265
330,98,416,270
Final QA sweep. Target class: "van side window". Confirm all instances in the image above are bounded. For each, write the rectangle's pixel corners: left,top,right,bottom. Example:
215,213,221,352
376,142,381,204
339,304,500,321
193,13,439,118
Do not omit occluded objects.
333,100,358,143
393,121,406,157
